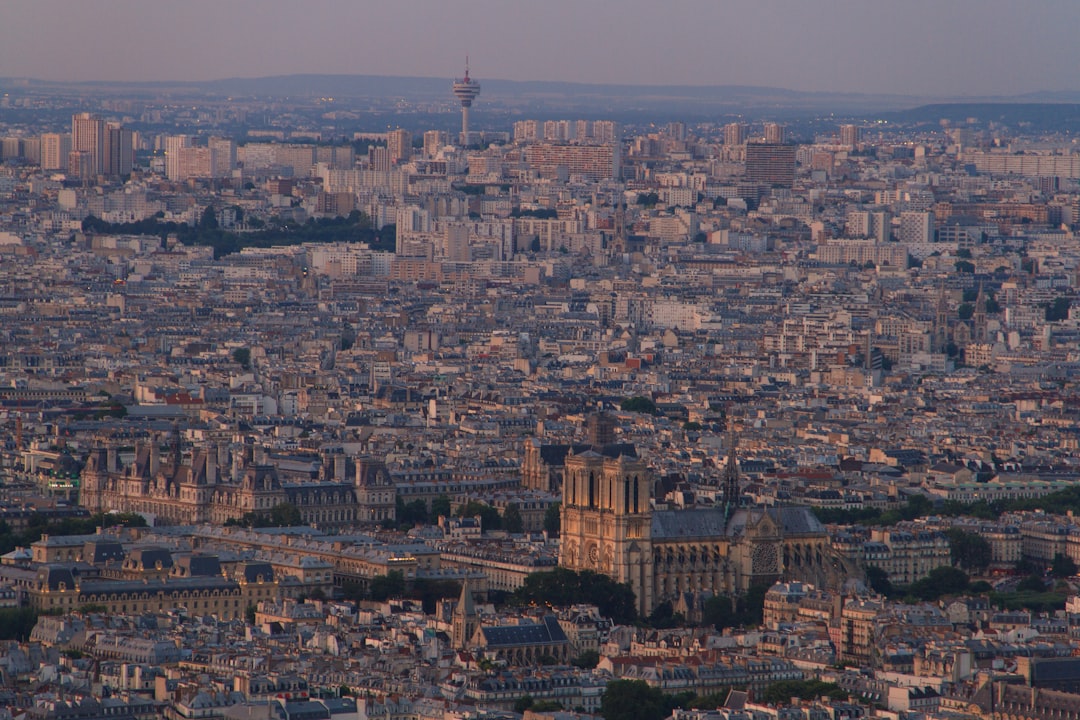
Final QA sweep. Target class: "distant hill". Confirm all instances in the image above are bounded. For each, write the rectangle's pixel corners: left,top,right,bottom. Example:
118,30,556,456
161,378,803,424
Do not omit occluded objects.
5,74,1080,119
883,103,1080,131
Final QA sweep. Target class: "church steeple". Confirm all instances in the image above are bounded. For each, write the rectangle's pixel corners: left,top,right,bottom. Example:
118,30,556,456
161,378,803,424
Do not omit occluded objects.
722,426,741,520
452,576,478,650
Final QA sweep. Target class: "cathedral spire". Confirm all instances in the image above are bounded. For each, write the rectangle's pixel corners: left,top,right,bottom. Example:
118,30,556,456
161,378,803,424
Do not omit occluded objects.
722,421,740,519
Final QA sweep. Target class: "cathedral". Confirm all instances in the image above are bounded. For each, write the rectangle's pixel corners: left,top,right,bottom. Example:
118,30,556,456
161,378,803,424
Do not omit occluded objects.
558,443,835,616
80,438,395,528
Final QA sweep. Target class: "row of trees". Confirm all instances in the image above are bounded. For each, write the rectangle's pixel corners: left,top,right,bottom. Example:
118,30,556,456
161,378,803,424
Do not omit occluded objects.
223,502,303,529
598,679,847,720
342,570,462,613
82,210,396,259
813,485,1080,529
396,496,560,536
0,511,147,556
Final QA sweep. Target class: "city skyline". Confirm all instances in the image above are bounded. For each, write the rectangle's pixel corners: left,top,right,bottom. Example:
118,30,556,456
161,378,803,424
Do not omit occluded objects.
2,0,1080,98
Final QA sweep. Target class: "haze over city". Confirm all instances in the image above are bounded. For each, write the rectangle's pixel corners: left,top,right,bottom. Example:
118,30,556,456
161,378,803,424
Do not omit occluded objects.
3,0,1080,97
8,2,1080,720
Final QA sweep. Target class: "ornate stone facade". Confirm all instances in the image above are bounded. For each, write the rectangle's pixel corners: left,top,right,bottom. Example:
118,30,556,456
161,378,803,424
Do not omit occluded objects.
558,448,836,616
80,440,394,529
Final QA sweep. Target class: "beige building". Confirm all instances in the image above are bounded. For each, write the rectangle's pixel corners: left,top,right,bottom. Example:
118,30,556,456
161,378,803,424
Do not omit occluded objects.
558,447,835,616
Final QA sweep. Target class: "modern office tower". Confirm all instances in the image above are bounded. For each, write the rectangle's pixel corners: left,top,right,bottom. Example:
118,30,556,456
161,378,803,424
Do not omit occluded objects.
387,129,412,164
423,130,448,157
575,120,592,141
524,142,621,181
72,112,105,175
745,142,795,188
723,122,747,146
840,124,861,147
40,133,72,170
591,120,620,143
666,121,686,141
164,135,191,180
104,123,133,176
451,59,481,146
543,120,575,142
763,122,786,144
898,211,934,245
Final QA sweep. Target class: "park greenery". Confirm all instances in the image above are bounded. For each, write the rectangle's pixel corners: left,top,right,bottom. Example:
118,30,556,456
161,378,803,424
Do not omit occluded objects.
813,485,1080,529
340,570,462,613
512,568,638,624
223,502,304,528
82,209,396,259
0,511,147,555
621,395,659,415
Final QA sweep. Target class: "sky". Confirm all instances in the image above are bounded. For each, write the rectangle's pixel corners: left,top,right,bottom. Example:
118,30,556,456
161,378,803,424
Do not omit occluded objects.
2,0,1079,98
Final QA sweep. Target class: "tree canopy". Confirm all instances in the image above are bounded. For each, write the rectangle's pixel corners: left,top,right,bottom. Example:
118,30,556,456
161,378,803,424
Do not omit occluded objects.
512,568,637,624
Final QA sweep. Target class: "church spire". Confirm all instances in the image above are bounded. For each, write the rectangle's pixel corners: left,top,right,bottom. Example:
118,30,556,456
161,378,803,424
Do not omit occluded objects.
722,421,740,519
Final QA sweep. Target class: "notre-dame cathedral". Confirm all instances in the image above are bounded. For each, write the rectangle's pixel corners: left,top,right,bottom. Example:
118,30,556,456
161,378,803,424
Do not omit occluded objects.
557,434,835,616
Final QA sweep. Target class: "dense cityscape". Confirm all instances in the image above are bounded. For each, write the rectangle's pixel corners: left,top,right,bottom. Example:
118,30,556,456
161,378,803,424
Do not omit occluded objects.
2,45,1080,720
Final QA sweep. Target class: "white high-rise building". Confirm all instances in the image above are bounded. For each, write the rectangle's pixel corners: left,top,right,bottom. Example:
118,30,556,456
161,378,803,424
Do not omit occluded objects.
898,211,933,245
40,133,72,171
164,135,191,181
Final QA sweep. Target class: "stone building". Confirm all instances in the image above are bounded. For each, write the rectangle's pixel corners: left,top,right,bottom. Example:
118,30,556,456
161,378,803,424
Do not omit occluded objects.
558,446,837,616
79,438,394,528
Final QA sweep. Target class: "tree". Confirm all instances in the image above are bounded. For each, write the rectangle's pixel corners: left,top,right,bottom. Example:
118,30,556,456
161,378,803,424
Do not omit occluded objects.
503,503,524,534
958,303,974,320
268,502,303,527
761,680,848,705
543,504,561,536
1045,296,1072,322
232,347,251,370
865,565,893,596
954,260,975,274
601,680,669,720
0,608,39,641
947,529,992,574
532,701,564,712
909,566,969,600
621,396,657,415
1052,553,1078,578
431,495,452,521
513,568,637,624
396,497,430,526
200,205,219,230
514,696,535,713
369,570,406,601
1016,573,1047,593
572,650,600,669
457,501,501,531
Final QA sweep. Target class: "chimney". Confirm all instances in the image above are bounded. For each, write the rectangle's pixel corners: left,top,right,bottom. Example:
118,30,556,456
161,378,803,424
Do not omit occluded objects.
107,445,117,473
149,442,160,476
334,454,346,482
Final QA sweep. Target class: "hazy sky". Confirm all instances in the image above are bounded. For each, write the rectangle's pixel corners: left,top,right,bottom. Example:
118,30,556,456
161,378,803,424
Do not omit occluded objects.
3,0,1079,97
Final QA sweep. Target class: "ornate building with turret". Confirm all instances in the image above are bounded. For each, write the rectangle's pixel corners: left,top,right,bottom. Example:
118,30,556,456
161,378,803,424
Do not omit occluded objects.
558,443,838,616
80,439,394,528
